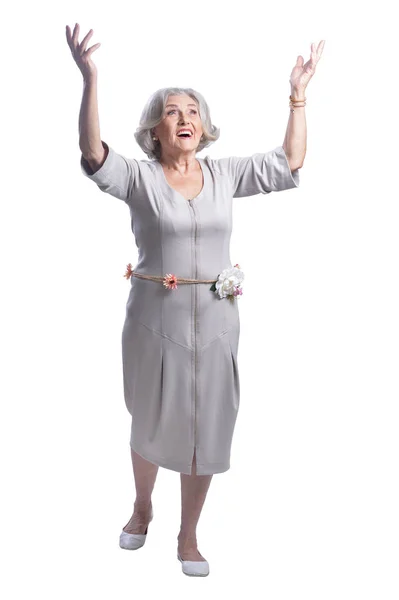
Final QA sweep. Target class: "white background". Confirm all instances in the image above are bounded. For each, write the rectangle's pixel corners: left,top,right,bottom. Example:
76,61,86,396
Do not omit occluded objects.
1,0,398,597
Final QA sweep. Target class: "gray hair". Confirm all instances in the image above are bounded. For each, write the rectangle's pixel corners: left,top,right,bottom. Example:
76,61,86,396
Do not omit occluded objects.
134,87,220,160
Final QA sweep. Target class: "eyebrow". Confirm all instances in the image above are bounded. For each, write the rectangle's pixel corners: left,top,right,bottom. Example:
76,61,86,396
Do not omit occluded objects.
165,103,198,108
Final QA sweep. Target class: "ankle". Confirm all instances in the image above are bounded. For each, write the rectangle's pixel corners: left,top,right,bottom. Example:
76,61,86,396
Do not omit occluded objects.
134,500,152,512
178,530,197,543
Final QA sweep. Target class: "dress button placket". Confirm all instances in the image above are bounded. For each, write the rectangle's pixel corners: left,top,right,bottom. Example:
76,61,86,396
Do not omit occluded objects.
188,198,198,468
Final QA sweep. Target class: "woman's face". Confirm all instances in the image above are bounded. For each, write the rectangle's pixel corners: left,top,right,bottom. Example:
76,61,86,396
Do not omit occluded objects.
153,94,204,157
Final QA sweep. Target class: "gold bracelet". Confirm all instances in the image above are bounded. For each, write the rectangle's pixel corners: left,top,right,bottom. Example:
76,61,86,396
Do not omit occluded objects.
290,94,306,102
289,94,306,112
290,105,306,112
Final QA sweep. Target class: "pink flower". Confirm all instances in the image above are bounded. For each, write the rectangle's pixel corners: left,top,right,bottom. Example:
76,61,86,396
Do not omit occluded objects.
163,273,178,290
124,263,133,279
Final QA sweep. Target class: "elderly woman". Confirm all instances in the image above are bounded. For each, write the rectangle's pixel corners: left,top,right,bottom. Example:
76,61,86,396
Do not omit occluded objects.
66,23,324,577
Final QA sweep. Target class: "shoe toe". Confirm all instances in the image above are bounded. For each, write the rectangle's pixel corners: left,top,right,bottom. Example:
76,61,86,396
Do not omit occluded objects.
119,530,147,550
177,553,210,576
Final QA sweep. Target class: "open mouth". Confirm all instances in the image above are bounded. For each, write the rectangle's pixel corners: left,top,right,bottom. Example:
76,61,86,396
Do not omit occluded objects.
176,131,193,138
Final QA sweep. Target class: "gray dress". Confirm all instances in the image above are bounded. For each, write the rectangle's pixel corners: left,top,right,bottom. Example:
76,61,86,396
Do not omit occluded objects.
81,141,300,475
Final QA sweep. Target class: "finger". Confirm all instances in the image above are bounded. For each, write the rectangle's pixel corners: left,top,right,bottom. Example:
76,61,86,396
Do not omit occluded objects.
72,22,80,46
66,24,77,51
79,29,94,54
85,43,101,57
311,42,320,64
69,23,80,52
307,46,314,66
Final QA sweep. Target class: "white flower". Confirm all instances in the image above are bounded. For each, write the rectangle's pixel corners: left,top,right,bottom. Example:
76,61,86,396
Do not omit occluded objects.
215,264,244,299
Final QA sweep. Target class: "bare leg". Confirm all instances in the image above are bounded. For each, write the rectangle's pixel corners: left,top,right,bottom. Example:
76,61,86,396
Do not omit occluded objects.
122,447,159,534
177,449,213,561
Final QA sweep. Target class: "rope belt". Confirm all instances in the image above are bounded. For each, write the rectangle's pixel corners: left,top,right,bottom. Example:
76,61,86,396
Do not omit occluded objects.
130,271,217,285
123,262,244,297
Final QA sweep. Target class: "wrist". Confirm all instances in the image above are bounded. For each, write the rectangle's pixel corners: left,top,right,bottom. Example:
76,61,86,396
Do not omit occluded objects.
290,87,306,100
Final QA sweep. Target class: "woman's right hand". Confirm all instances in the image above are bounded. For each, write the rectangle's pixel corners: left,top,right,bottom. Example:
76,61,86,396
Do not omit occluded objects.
66,23,101,81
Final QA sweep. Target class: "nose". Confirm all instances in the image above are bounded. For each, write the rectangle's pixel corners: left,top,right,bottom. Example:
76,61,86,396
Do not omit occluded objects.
178,114,190,124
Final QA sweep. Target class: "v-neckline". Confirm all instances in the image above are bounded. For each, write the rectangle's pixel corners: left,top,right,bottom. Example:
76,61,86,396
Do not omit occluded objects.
156,157,206,203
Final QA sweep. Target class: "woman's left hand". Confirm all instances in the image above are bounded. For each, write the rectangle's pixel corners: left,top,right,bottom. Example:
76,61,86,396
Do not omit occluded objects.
289,40,325,94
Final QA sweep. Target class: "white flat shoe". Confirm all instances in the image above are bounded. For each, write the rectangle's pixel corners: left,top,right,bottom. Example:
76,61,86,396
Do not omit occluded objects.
177,551,210,577
119,506,154,550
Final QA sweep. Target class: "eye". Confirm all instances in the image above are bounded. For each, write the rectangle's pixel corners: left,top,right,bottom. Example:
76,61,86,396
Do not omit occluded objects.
166,109,198,115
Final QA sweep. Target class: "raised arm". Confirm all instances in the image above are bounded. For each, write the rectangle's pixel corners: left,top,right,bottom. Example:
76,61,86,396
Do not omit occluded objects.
79,76,106,172
66,23,104,170
66,23,139,203
283,40,326,168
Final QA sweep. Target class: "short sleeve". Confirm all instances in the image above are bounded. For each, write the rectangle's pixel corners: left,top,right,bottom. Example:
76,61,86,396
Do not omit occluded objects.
80,140,139,203
212,145,300,198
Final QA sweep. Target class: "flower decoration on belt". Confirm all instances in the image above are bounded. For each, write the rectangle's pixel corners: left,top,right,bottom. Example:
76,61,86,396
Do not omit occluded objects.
163,273,178,290
210,263,244,299
124,263,133,279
